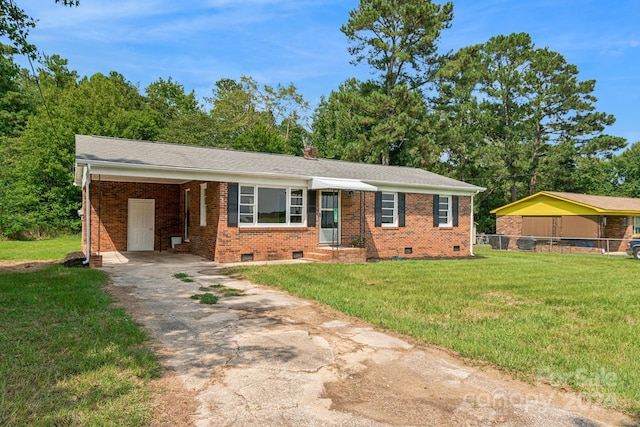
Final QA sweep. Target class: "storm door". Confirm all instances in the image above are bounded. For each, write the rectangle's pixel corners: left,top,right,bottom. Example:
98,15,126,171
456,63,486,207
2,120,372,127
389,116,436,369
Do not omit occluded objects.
319,191,340,245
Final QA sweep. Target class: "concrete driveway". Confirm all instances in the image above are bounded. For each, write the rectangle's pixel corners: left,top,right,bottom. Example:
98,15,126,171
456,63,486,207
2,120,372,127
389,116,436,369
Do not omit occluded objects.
100,252,633,427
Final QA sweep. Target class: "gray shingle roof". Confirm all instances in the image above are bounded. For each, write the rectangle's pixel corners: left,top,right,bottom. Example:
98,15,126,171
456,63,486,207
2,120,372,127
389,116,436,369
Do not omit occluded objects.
75,135,482,192
546,191,640,211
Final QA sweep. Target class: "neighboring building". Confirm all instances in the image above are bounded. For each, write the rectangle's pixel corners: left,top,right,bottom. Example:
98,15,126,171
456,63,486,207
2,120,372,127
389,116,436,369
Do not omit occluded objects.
74,135,484,264
491,191,640,252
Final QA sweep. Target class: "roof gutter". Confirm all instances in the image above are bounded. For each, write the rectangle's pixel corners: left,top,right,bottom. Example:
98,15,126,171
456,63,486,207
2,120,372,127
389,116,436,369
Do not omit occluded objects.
470,189,480,256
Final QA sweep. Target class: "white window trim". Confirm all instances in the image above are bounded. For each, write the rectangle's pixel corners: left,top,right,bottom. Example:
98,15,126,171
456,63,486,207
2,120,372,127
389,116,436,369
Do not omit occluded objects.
381,192,398,227
200,183,207,226
238,185,307,227
438,195,452,227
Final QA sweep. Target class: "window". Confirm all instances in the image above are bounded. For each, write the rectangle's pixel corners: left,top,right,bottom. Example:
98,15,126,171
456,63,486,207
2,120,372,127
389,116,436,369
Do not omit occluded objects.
381,192,397,226
238,185,305,227
239,186,255,224
438,195,452,227
375,192,405,228
200,183,207,226
634,217,640,235
290,189,304,224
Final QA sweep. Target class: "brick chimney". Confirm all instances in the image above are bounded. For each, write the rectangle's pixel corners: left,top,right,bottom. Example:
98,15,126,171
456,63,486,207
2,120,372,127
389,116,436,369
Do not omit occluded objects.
303,144,318,160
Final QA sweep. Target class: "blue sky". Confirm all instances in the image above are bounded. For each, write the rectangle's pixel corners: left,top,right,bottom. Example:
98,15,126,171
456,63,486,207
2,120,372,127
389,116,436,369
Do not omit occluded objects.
15,0,640,145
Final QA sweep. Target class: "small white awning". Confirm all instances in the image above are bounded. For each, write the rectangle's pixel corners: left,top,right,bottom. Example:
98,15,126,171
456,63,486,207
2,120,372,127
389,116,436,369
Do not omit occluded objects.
309,177,378,191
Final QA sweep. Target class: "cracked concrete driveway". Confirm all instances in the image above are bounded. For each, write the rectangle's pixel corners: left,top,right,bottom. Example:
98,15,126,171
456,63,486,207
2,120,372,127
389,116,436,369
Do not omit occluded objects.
101,252,634,427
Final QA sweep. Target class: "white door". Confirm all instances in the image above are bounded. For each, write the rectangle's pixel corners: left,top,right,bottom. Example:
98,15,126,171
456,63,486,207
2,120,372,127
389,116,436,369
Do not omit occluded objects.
319,191,340,245
128,199,155,251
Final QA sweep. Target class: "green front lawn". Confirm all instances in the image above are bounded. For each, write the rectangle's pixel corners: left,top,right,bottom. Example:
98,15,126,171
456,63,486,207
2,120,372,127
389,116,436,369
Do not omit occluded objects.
0,235,159,426
232,246,640,417
0,234,81,261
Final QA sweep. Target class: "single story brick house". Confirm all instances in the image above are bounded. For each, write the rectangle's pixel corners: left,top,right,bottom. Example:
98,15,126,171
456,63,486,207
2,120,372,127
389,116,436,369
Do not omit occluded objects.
491,191,640,252
74,135,484,264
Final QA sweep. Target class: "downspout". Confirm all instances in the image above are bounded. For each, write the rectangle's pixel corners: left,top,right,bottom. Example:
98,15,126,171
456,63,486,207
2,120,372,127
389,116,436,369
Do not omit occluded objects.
470,191,478,257
83,165,92,265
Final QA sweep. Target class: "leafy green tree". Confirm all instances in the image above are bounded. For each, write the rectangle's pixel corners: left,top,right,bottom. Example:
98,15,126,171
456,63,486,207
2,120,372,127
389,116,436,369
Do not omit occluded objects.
5,65,163,237
612,142,640,197
0,44,38,236
146,77,199,122
311,80,366,161
206,76,308,155
0,44,35,137
156,110,217,146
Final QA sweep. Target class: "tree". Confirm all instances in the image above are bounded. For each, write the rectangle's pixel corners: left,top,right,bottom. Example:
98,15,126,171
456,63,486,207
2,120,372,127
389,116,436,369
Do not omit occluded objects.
436,33,624,207
342,0,453,92
312,78,435,166
146,77,199,122
315,0,452,165
1,0,79,57
0,43,35,137
612,142,640,198
4,66,163,237
0,43,38,236
312,79,367,161
206,76,308,155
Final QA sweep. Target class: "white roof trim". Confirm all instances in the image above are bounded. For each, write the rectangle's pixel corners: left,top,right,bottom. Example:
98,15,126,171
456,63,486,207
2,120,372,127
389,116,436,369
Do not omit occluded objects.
309,177,378,191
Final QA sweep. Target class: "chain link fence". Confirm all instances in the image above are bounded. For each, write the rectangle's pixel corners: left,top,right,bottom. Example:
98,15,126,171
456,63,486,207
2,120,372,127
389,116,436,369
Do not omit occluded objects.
476,234,632,256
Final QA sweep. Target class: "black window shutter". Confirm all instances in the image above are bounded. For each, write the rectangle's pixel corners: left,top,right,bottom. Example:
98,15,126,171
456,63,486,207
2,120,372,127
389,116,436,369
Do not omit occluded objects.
227,183,238,227
453,196,459,227
374,192,382,227
398,193,406,227
307,190,316,227
433,195,440,227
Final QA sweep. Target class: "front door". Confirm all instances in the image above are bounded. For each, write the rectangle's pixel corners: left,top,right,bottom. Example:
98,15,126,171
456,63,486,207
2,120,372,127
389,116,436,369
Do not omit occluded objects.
319,191,340,245
128,199,155,251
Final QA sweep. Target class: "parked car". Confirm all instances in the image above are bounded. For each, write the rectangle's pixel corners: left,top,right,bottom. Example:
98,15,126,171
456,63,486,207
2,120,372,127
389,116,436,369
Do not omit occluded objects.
627,240,640,259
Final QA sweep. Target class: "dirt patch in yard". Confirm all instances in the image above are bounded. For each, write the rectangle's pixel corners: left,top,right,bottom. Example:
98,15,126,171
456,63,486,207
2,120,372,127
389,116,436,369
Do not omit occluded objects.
0,260,58,273
0,252,89,273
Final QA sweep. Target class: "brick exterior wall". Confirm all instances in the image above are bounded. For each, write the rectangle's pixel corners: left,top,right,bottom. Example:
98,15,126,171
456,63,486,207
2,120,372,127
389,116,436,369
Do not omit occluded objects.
212,183,319,263
602,215,633,252
180,181,220,259
342,192,473,259
82,181,180,253
83,179,476,262
496,214,634,252
495,215,522,250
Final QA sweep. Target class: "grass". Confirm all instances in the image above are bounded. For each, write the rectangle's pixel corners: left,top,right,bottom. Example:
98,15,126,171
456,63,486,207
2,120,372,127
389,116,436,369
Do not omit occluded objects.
201,283,246,297
0,237,159,426
191,284,245,304
231,246,640,417
0,234,81,261
173,272,194,282
190,293,219,304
